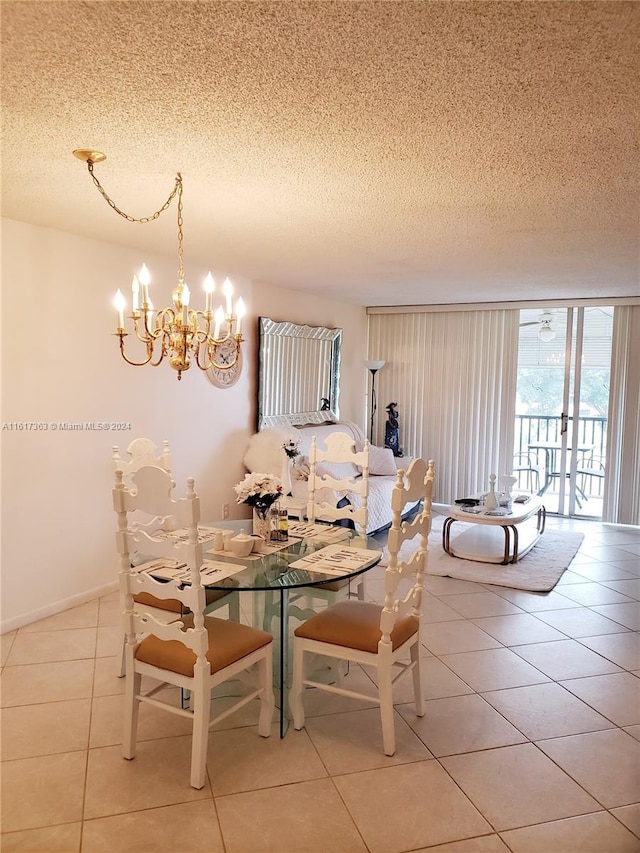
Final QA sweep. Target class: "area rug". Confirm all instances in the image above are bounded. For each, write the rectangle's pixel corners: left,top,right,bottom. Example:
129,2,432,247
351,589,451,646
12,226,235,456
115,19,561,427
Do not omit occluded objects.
384,517,584,592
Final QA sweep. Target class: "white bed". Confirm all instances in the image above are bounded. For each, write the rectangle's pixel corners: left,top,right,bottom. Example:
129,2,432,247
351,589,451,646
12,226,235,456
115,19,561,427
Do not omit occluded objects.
243,421,420,534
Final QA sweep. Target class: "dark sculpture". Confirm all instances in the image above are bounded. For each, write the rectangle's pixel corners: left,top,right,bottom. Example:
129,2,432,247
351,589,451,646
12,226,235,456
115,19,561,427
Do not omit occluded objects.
320,397,330,411
384,402,403,457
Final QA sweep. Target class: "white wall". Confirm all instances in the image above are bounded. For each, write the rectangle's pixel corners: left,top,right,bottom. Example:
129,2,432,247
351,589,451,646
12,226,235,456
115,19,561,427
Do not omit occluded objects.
0,218,367,630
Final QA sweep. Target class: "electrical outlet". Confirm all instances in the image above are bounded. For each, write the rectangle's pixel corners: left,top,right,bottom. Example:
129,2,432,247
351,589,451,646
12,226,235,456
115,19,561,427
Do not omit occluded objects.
222,503,229,519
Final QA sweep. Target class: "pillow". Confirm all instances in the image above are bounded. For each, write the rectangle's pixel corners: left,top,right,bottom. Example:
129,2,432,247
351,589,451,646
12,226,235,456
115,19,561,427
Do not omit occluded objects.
368,445,398,476
315,460,360,481
243,428,299,476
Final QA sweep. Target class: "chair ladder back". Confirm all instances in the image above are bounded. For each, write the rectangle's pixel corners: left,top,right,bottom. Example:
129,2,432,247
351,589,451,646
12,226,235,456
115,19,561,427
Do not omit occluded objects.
380,459,435,641
115,465,274,790
307,433,370,534
112,437,172,476
116,468,209,667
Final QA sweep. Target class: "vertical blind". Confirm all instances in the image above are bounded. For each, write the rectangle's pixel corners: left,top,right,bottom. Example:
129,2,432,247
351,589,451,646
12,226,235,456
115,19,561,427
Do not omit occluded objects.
263,334,332,418
368,309,519,505
604,305,640,525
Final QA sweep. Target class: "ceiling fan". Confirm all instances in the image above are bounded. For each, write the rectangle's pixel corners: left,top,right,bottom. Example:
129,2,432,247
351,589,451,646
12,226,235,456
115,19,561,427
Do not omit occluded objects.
519,310,556,342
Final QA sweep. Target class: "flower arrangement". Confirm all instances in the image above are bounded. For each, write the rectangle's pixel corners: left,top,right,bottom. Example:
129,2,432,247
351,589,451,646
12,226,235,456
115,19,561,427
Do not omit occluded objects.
234,472,283,519
283,438,301,460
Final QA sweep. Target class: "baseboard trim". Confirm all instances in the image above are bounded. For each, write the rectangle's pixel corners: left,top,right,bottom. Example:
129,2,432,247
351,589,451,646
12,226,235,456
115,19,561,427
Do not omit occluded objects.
1,580,119,634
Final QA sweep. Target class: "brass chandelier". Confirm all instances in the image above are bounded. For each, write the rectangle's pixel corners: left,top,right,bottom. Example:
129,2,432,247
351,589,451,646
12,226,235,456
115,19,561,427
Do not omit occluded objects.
73,150,245,381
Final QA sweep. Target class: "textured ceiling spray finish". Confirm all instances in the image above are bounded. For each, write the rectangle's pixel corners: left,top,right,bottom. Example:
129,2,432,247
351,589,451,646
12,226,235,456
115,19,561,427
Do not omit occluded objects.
2,1,638,305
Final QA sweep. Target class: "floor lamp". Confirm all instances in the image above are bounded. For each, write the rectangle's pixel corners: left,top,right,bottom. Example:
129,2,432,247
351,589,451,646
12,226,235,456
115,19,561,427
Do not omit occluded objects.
365,360,385,443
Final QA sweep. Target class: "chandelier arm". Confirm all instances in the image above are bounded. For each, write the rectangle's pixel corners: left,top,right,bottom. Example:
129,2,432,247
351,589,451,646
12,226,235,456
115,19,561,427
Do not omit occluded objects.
190,316,215,349
190,310,213,332
213,328,233,345
117,336,156,367
197,340,242,372
149,308,176,337
133,314,167,344
132,315,157,344
192,331,211,349
149,346,167,367
194,346,214,372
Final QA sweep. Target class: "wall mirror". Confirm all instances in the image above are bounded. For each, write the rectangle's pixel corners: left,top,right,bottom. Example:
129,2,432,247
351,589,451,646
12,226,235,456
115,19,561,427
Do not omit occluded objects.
258,317,342,429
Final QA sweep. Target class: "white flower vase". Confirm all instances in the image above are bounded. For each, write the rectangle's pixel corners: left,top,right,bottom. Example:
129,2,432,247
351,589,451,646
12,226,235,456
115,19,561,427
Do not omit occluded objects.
281,458,293,497
253,510,270,540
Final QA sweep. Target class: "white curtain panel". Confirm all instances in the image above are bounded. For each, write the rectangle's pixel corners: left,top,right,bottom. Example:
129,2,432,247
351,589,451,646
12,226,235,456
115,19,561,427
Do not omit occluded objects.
604,305,640,525
368,309,519,505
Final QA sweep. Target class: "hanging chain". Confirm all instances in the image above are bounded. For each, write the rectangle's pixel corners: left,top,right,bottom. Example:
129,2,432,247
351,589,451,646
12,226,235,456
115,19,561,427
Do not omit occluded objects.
86,159,181,223
176,174,184,283
85,159,184,283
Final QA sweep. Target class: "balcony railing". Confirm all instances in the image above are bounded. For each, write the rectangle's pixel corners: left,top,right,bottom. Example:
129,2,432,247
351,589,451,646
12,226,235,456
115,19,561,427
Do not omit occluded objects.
514,415,607,498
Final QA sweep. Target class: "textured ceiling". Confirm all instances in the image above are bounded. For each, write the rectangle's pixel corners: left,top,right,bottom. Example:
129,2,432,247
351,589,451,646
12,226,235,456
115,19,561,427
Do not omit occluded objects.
2,1,638,306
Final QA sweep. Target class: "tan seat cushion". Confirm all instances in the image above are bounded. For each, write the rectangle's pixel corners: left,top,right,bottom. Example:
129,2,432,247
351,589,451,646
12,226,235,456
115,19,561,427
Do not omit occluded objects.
133,592,182,613
135,617,272,677
294,600,418,653
133,587,233,614
205,588,236,605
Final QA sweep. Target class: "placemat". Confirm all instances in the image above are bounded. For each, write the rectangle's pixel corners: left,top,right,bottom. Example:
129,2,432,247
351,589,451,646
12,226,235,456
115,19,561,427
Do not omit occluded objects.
289,544,381,575
141,559,246,584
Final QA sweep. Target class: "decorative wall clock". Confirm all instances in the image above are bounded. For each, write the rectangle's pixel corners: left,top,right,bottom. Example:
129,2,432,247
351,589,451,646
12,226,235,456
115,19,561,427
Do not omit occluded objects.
206,338,243,388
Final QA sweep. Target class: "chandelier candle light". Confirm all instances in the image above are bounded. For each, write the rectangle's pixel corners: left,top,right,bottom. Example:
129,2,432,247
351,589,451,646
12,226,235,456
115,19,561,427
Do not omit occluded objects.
73,149,245,381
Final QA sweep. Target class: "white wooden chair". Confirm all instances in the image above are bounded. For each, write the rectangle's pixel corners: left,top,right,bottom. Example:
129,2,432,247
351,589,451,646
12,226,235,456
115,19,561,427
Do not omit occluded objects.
290,458,435,756
307,432,370,535
115,466,274,789
304,431,370,603
113,439,239,676
263,431,372,634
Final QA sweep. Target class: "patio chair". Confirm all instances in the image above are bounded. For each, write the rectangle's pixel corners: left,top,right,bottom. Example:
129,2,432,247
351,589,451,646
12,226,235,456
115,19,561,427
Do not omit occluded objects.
577,454,606,497
513,451,542,493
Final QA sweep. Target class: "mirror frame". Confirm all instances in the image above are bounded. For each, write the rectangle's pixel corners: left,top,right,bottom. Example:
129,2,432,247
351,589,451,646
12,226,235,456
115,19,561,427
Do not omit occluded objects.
257,317,342,430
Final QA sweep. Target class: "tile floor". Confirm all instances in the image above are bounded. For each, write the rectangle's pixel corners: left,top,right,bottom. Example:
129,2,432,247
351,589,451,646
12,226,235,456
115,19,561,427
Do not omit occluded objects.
1,516,639,852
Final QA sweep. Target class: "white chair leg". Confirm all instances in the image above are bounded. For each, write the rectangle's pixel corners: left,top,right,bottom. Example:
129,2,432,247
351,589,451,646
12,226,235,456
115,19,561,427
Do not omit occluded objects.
411,641,424,717
329,658,344,688
122,667,141,760
290,640,306,730
262,590,278,633
118,635,126,678
190,676,210,790
258,650,274,737
378,664,396,756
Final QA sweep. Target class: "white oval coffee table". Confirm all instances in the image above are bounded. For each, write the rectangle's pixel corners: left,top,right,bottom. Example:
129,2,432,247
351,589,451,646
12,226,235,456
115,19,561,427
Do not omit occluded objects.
442,497,546,565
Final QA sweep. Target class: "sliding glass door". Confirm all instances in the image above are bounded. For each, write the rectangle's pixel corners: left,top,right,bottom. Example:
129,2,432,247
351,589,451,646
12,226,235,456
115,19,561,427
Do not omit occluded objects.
515,306,613,518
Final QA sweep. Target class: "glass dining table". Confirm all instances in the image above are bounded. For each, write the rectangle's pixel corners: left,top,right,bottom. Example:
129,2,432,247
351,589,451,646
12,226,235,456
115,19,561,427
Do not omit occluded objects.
197,520,383,736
